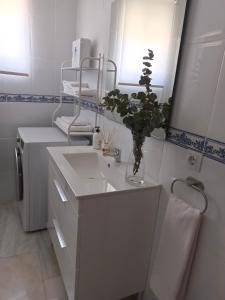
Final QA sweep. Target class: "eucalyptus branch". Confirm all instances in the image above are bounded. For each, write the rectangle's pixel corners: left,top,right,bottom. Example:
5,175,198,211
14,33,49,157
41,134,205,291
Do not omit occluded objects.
102,49,172,175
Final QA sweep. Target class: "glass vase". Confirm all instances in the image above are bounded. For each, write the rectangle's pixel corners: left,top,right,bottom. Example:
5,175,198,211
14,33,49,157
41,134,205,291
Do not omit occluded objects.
126,135,146,186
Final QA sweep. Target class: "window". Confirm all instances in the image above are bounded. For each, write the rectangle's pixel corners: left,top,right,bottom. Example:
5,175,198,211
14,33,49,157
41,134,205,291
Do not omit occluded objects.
0,0,30,76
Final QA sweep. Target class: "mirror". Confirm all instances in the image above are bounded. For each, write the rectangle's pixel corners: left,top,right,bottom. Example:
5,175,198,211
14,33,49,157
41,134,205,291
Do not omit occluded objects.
103,0,188,139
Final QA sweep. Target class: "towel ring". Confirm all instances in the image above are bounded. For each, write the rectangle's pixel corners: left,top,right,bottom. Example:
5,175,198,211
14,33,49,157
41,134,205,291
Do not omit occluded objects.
171,177,208,215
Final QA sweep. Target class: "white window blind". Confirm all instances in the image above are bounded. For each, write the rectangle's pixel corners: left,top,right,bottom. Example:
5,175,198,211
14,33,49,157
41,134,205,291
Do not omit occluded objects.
0,0,30,76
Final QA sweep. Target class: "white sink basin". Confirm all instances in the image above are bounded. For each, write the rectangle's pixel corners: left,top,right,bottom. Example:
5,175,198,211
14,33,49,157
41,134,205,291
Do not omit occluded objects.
64,152,113,179
47,146,157,198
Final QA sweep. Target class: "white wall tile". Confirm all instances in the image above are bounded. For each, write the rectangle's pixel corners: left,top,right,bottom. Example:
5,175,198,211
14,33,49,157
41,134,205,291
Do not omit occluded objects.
0,75,4,92
0,138,17,203
0,171,16,204
75,0,112,56
185,0,225,44
29,0,55,18
143,138,165,183
54,0,77,62
30,14,54,61
31,59,55,95
207,52,225,142
184,157,225,300
144,142,225,300
3,74,32,95
0,139,15,173
171,40,225,136
0,103,74,138
185,247,225,300
52,64,61,96
0,103,50,138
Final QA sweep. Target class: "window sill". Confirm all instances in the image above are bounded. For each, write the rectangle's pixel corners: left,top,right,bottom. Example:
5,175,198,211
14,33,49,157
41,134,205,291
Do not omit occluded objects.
0,70,29,77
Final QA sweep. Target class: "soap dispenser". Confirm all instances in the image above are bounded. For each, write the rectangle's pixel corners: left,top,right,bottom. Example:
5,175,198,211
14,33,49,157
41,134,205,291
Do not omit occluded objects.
93,126,102,150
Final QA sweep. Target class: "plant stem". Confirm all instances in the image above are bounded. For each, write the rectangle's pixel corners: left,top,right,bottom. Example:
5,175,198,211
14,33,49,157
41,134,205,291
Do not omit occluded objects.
133,134,145,175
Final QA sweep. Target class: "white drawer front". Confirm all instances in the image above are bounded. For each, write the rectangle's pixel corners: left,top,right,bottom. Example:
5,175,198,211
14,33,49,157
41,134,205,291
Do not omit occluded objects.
48,202,76,300
49,167,79,264
49,159,79,212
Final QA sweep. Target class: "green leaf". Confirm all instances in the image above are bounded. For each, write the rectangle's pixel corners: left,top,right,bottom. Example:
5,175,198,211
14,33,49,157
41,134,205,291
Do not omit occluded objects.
142,68,152,75
101,49,172,163
143,62,151,67
148,49,154,59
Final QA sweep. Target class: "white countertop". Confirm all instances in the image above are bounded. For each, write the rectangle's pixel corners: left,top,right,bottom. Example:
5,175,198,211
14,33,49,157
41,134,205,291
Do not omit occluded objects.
47,146,160,199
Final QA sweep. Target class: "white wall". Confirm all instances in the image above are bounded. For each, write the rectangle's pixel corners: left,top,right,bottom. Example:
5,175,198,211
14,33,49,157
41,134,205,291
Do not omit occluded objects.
75,0,112,56
76,0,225,299
0,0,78,203
157,1,225,299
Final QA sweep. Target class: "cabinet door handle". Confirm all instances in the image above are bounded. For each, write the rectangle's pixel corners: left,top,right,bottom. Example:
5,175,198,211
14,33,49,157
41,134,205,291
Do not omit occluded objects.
54,179,68,203
53,219,67,249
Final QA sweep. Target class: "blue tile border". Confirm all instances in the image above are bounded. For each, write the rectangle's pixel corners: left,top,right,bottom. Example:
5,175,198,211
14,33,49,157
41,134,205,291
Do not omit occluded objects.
1,94,224,165
0,93,99,111
204,138,225,164
167,127,225,164
0,94,7,102
167,127,206,153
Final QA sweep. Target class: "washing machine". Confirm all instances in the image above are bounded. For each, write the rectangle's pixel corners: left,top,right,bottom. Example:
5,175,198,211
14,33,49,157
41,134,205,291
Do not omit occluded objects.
15,127,90,232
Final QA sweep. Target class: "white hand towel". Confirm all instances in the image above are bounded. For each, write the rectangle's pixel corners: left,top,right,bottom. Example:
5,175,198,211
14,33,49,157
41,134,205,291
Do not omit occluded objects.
150,194,202,300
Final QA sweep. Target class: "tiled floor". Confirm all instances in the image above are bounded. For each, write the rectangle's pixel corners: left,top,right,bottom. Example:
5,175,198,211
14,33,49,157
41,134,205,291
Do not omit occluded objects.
0,202,140,300
0,201,68,300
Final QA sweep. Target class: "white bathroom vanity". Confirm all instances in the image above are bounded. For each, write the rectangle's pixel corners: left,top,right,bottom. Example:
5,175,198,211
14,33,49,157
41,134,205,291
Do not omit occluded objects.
47,146,160,300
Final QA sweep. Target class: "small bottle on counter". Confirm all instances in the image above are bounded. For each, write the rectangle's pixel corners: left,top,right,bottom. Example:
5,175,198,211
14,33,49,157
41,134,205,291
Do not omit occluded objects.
102,142,110,154
93,126,102,150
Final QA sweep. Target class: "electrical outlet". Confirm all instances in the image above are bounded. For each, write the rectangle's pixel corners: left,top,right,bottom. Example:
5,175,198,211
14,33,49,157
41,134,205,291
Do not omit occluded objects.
186,150,203,172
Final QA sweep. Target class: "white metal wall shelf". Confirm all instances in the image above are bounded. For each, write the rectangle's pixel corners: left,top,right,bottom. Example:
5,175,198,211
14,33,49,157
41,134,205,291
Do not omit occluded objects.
52,55,117,143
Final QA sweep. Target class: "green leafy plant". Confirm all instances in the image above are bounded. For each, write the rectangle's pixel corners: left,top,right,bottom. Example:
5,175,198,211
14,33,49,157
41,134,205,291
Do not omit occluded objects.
102,49,172,175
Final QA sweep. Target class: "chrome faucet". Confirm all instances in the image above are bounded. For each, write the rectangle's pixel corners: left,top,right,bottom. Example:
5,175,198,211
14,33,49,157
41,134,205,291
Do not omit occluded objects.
103,147,121,163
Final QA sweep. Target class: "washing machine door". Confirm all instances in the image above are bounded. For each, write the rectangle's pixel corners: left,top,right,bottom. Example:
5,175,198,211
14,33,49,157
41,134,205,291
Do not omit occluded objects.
15,147,23,201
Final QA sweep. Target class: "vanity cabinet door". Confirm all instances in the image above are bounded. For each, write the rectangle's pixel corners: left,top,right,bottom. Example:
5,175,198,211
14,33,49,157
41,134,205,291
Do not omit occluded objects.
48,200,76,300
76,188,160,300
50,174,79,263
48,161,79,300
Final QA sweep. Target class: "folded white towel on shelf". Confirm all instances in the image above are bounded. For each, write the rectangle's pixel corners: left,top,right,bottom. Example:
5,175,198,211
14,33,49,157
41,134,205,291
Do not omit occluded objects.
63,85,76,97
55,117,93,133
60,116,91,126
150,194,202,300
72,87,97,97
62,80,97,97
63,80,89,88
